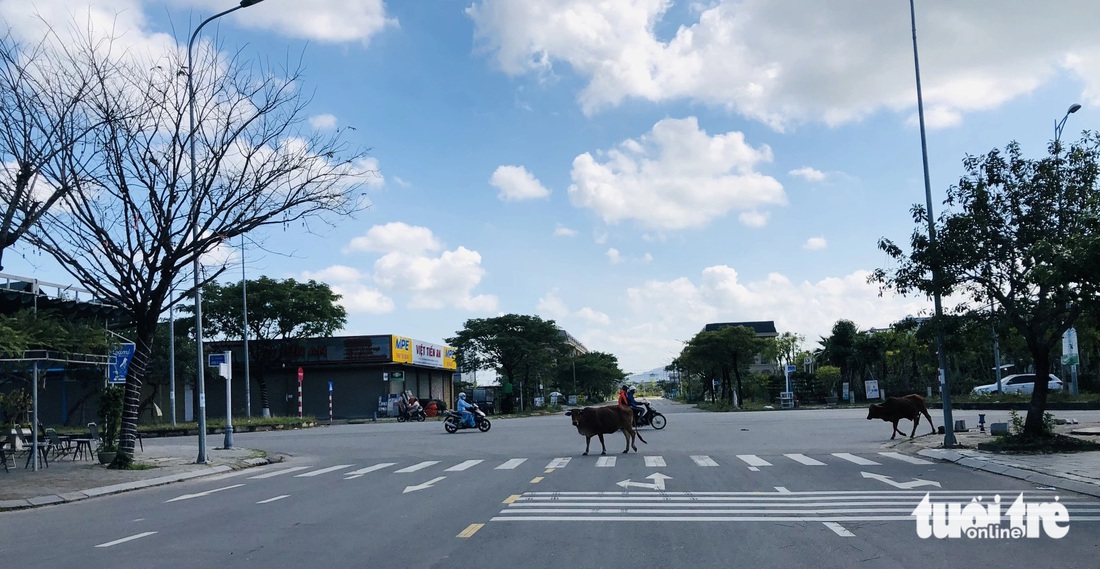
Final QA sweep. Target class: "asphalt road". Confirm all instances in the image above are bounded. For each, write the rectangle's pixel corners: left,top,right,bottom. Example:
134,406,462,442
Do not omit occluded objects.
2,400,1098,568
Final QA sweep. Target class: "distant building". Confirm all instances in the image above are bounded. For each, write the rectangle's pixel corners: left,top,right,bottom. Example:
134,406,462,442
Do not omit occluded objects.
701,321,779,375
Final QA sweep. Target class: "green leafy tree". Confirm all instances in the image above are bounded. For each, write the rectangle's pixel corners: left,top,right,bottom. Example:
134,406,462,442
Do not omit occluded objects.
447,314,568,414
818,320,858,397
558,351,626,403
194,277,347,418
677,325,763,408
874,136,1100,437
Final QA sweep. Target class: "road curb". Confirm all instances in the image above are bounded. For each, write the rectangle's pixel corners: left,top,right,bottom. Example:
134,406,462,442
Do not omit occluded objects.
917,448,1100,499
0,458,271,512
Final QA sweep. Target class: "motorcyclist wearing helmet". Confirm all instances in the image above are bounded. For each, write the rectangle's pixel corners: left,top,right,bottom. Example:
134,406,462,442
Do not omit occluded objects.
626,385,646,422
456,392,476,427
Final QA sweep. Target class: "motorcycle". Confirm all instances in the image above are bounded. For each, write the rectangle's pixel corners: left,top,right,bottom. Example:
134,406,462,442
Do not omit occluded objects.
633,402,666,430
396,400,426,422
443,404,491,433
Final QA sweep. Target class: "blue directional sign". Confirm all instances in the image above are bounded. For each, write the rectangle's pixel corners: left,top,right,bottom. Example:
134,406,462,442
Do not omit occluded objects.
208,353,227,367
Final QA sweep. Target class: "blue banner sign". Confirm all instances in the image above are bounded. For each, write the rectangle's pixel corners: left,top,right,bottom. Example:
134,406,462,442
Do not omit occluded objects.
108,343,136,384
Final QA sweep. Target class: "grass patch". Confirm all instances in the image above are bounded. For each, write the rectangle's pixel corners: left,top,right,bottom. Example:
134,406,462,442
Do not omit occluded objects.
977,433,1100,454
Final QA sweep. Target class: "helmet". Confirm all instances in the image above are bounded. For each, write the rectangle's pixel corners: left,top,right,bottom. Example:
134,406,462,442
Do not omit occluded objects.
628,385,636,392
458,392,466,399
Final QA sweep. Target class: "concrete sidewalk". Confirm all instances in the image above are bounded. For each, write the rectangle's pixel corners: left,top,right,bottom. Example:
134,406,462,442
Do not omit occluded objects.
892,421,1100,498
1,439,273,511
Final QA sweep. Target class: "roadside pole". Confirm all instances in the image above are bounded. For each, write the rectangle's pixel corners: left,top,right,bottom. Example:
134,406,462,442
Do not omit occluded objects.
298,367,304,418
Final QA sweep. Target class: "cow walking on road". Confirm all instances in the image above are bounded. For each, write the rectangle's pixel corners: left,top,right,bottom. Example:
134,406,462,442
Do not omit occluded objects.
867,394,936,440
565,405,648,455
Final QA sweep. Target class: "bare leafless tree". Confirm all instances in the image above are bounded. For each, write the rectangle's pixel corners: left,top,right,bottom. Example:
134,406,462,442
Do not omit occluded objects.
25,30,371,465
0,26,108,272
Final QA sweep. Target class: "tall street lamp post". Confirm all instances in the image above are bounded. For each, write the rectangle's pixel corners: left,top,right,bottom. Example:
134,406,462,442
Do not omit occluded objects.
909,0,956,447
241,234,252,417
188,0,265,463
1055,103,1081,398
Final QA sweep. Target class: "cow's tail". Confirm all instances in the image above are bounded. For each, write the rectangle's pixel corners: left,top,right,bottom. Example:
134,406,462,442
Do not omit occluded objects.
635,430,647,445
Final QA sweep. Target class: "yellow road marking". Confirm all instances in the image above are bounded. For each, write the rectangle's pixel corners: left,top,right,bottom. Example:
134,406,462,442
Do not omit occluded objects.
530,476,543,483
457,523,484,538
544,468,554,473
503,494,520,504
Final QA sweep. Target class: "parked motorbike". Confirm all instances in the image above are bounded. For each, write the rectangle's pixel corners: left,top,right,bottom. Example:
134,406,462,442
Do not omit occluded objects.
396,400,426,422
633,402,666,429
443,404,491,433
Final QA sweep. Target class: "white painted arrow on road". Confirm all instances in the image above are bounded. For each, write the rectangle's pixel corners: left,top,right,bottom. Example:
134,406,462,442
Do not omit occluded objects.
617,472,672,491
861,471,940,489
403,476,446,493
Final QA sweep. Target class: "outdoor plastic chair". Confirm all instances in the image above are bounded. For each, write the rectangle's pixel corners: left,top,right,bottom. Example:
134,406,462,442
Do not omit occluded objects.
45,428,72,460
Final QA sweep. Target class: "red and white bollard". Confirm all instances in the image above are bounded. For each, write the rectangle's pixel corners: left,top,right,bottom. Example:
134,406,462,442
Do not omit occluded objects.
297,367,304,418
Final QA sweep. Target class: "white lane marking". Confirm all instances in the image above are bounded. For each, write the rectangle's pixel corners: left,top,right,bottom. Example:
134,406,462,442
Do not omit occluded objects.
95,532,157,548
831,453,880,466
493,515,916,522
824,522,854,537
165,484,245,503
690,455,719,467
748,467,760,472
295,464,354,477
249,466,311,479
596,456,616,467
546,458,571,469
395,461,440,473
645,456,666,467
344,463,396,478
446,460,483,472
785,454,826,466
878,452,933,465
496,459,527,470
737,455,772,467
257,495,289,504
775,487,791,493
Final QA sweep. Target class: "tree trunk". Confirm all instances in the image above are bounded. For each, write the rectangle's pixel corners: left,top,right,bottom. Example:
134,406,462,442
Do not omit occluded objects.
1023,349,1052,437
257,373,271,417
115,333,153,467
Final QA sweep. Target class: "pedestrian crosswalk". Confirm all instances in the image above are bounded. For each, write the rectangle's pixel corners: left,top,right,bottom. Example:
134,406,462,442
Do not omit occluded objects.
244,451,940,481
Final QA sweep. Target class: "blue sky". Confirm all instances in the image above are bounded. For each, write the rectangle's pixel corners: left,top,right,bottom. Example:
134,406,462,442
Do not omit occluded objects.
3,0,1098,376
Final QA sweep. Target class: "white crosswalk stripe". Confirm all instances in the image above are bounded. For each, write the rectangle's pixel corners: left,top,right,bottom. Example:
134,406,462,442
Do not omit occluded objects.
445,460,483,472
737,455,772,467
691,455,719,467
394,461,440,473
644,456,666,467
831,453,881,466
344,463,396,478
785,454,826,466
496,459,527,470
596,456,616,467
546,458,571,469
296,464,354,477
249,466,311,479
878,452,933,465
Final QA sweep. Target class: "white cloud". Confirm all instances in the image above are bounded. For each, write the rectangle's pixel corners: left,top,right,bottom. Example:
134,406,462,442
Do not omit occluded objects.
536,289,570,319
804,236,827,250
553,223,577,237
373,246,498,311
344,222,443,255
301,265,395,314
569,117,786,230
789,167,826,182
576,306,611,326
310,114,338,131
606,247,622,264
186,0,398,44
392,176,411,187
739,211,768,228
490,165,551,201
587,265,933,373
467,0,1100,129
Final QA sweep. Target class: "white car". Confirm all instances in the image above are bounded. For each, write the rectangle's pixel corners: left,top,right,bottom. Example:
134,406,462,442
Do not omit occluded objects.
971,373,1063,395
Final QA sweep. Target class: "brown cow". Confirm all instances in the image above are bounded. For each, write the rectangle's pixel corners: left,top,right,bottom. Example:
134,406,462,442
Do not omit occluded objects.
565,405,648,455
867,394,936,439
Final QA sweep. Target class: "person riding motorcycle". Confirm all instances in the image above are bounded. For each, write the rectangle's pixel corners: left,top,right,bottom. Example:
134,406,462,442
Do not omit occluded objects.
456,392,476,428
618,384,629,407
626,385,646,423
